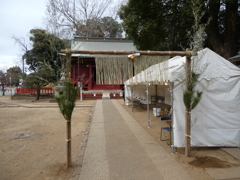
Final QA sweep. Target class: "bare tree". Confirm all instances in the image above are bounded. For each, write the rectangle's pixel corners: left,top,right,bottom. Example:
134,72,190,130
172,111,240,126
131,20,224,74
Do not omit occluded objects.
12,36,28,74
44,0,124,38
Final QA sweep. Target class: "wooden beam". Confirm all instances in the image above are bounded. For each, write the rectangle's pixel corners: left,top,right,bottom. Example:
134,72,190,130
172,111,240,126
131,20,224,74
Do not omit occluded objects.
60,49,196,57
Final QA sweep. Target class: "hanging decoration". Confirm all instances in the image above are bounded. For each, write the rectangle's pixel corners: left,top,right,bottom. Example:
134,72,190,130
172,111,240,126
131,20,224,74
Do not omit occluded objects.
95,55,169,85
95,55,132,84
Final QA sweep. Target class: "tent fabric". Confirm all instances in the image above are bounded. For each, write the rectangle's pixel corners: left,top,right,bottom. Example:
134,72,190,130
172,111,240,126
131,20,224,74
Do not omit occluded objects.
124,48,240,147
170,48,240,82
124,56,186,85
124,57,171,85
125,48,240,85
173,77,240,147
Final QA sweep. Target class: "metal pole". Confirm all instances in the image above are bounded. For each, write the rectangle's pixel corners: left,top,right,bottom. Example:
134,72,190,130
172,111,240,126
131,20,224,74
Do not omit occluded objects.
169,82,175,154
146,84,150,128
22,57,24,74
80,82,82,101
10,77,12,96
130,85,134,112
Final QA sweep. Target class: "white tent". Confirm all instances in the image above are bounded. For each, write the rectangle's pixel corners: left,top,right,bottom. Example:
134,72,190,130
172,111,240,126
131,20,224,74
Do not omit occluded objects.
124,48,240,147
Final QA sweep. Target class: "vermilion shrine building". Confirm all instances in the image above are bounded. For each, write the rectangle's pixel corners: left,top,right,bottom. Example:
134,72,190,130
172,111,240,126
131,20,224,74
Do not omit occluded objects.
70,37,137,91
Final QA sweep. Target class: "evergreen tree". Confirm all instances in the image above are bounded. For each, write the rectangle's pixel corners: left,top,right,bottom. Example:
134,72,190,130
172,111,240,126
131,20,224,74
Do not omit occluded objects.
6,66,22,86
23,65,56,101
119,0,240,58
23,29,68,81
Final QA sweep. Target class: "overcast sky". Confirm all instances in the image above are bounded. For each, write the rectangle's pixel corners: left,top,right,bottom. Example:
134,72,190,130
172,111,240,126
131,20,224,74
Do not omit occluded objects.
0,0,47,71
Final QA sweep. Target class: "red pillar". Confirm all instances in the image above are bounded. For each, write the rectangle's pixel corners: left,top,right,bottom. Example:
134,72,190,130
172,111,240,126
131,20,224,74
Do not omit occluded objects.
88,65,93,90
72,65,76,82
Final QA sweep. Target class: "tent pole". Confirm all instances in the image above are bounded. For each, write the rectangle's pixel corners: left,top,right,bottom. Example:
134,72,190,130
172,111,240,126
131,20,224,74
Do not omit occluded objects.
169,82,175,154
146,84,150,128
130,85,134,112
156,85,157,97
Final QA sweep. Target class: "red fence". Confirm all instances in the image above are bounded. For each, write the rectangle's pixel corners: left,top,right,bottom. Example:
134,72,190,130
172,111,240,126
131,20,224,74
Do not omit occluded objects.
15,87,123,100
82,93,102,100
81,92,123,100
15,87,55,95
110,92,123,99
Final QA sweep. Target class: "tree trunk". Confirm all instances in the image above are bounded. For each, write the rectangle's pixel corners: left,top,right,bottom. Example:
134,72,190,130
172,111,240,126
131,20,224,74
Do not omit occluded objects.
205,0,238,59
1,85,5,96
223,0,238,58
36,88,41,101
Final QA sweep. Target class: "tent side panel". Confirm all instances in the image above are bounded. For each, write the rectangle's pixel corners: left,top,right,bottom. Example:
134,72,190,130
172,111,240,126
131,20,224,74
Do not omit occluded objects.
173,78,240,147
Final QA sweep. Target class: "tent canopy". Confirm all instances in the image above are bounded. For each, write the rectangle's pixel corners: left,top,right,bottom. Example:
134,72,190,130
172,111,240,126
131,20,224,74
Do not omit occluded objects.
124,48,240,147
125,48,240,85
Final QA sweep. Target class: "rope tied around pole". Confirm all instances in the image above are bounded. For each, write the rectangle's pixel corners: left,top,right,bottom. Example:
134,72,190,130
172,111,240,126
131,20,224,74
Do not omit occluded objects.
185,134,192,138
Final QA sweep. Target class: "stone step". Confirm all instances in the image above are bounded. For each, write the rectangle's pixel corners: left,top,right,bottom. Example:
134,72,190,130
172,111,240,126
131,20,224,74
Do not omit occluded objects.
102,93,110,100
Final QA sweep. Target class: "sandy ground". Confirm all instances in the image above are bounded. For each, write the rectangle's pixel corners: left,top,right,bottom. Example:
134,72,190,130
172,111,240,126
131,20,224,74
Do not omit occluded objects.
0,96,240,180
0,96,95,180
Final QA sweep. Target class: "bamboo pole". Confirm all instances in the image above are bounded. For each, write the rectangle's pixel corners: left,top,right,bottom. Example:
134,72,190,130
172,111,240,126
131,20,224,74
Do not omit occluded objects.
60,49,196,57
185,54,191,157
66,120,71,168
66,49,72,168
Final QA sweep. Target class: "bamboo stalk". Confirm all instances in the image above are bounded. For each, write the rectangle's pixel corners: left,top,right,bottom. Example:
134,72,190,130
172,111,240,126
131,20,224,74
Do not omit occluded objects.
66,51,72,168
185,55,191,157
66,120,71,168
60,49,196,57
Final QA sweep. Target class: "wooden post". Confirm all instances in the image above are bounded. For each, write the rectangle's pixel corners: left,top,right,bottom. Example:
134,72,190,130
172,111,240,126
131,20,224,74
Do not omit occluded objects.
185,52,191,157
66,49,72,168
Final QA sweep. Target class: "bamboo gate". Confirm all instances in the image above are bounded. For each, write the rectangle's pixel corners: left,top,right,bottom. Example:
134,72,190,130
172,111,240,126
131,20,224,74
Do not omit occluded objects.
60,48,196,157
